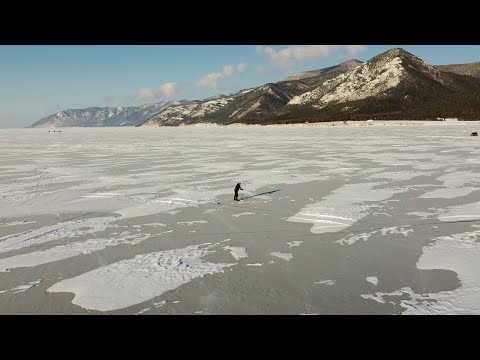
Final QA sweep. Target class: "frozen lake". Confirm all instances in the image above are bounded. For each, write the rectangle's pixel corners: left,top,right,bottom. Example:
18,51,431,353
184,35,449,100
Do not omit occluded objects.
1,124,480,314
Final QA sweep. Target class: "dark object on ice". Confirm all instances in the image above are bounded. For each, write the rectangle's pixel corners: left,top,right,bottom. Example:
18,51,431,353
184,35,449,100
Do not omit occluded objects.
234,183,243,201
471,132,478,136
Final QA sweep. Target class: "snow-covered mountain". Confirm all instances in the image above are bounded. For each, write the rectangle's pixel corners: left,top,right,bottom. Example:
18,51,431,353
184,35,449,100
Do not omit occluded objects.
29,102,174,128
284,59,362,83
140,60,362,127
140,97,238,126
288,48,480,108
275,48,480,122
28,49,480,127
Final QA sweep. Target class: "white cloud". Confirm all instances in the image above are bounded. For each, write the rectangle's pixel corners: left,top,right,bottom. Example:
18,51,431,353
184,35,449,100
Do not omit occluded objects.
136,82,181,102
197,62,248,89
237,63,248,73
257,45,367,69
223,65,234,77
159,82,180,97
196,72,223,89
137,88,156,101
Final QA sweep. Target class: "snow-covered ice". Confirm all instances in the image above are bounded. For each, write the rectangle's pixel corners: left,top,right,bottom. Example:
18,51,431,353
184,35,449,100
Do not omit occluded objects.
314,280,336,285
223,246,248,260
2,125,480,314
47,243,234,311
270,252,293,261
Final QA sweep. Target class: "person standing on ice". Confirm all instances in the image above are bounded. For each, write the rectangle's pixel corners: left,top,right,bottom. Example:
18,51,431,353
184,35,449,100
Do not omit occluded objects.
234,183,243,201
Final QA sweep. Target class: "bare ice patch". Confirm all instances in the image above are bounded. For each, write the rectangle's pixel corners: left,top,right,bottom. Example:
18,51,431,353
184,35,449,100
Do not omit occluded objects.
366,276,379,286
287,241,303,248
223,246,248,260
47,243,234,311
270,252,293,261
246,263,263,267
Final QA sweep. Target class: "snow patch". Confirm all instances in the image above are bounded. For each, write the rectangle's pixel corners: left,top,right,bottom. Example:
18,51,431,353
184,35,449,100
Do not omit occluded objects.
0,220,37,227
288,182,395,234
336,226,413,246
232,212,255,217
270,252,293,261
314,280,336,285
0,232,153,271
223,246,248,260
287,241,303,248
47,243,234,311
177,220,207,226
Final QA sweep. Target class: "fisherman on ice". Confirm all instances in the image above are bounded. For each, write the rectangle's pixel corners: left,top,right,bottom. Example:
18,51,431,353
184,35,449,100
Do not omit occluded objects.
234,183,243,201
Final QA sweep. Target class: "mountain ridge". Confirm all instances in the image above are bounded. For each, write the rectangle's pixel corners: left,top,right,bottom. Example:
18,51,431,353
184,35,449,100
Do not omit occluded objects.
29,49,480,128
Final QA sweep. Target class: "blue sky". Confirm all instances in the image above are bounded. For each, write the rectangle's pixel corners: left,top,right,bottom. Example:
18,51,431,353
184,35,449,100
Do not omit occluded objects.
0,45,479,128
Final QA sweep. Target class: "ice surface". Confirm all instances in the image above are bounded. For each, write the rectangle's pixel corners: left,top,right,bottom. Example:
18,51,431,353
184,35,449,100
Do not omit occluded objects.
419,187,475,199
314,280,336,285
402,230,480,314
288,182,395,234
232,212,255,217
0,221,37,227
3,125,480,314
223,246,248,260
336,226,412,246
0,232,153,271
286,241,303,248
438,201,480,222
0,279,42,295
270,252,293,261
47,243,234,311
0,217,117,253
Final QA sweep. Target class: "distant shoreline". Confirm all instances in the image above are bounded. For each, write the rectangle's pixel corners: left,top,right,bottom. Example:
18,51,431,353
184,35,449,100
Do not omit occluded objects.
14,120,480,130
171,120,480,128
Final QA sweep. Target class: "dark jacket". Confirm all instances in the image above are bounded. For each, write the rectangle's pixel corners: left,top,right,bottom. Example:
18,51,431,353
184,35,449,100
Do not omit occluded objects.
235,183,243,192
